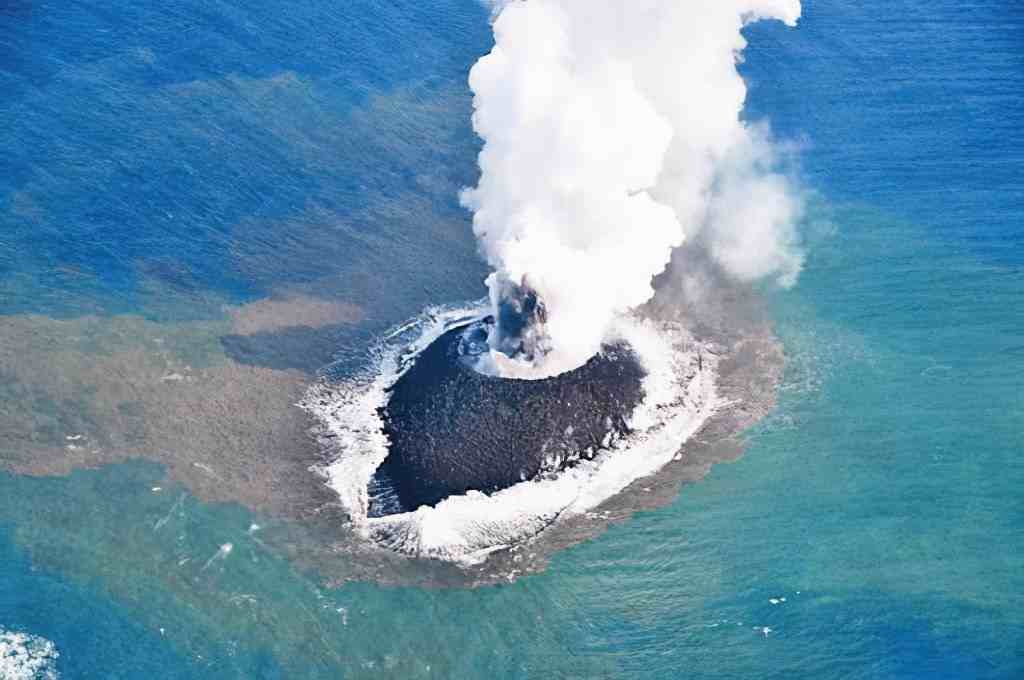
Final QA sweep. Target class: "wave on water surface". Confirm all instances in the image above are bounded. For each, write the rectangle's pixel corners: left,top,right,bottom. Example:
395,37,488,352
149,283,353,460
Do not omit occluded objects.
0,628,60,680
303,304,719,564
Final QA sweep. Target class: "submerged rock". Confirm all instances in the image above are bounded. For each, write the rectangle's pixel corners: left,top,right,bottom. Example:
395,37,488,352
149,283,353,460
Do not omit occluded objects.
371,321,646,515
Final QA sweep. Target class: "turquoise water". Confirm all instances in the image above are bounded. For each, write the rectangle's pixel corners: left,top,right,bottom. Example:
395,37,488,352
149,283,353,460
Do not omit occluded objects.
1,0,1021,678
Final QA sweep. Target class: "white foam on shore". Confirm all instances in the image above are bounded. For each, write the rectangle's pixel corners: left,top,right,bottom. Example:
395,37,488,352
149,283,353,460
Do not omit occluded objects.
0,628,60,680
303,304,719,564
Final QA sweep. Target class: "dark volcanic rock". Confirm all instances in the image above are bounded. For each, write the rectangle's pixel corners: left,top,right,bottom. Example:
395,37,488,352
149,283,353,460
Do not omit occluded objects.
372,321,646,515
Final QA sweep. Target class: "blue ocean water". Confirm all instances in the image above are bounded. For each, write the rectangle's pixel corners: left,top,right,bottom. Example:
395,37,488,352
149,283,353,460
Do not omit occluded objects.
0,0,1021,678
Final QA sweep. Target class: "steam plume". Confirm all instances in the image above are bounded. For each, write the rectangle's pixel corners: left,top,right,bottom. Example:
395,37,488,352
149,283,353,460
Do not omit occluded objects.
462,0,804,377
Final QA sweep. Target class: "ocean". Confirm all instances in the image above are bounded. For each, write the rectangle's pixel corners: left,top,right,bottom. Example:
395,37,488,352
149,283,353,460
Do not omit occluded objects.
0,0,1021,678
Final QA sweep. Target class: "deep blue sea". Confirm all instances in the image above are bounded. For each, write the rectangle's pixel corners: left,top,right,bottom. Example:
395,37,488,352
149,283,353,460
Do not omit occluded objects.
1,0,1021,678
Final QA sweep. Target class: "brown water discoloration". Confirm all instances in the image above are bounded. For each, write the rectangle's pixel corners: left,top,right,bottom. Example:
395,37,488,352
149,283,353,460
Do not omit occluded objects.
226,296,363,335
0,253,785,588
0,304,338,522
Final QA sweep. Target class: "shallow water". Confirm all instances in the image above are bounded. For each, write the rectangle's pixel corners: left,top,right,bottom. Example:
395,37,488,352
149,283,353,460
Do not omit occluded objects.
1,0,1021,677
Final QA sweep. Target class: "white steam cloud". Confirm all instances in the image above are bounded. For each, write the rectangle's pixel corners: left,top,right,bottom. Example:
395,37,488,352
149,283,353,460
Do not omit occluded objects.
462,0,805,377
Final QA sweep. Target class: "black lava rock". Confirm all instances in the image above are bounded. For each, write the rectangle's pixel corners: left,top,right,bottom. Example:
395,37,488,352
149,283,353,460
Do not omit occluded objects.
371,321,646,515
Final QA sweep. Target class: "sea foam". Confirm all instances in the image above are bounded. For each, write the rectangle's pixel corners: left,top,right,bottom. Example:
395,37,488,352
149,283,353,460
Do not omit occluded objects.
0,628,60,680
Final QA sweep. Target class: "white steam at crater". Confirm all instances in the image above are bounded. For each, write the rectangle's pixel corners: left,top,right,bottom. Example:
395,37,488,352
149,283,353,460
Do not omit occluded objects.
462,0,805,378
